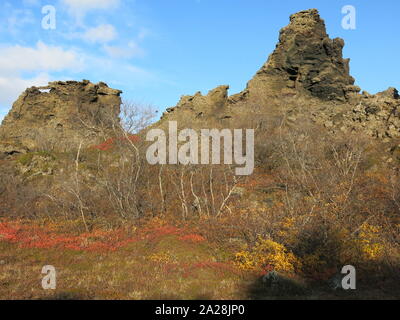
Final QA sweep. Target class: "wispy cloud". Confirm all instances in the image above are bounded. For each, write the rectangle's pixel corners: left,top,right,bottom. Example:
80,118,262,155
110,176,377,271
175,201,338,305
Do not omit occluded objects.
103,41,145,59
0,41,83,111
0,73,50,108
4,8,35,34
0,0,159,121
0,41,83,73
82,24,118,43
62,0,120,23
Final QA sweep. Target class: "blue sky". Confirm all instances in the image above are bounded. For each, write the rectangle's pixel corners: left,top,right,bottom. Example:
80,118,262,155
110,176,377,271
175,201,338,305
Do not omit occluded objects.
0,0,399,121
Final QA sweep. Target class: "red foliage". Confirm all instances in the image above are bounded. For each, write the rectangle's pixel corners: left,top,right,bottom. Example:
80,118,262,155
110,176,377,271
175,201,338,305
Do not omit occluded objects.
179,234,206,243
142,226,207,244
0,220,207,253
0,220,139,252
143,226,182,241
90,135,140,151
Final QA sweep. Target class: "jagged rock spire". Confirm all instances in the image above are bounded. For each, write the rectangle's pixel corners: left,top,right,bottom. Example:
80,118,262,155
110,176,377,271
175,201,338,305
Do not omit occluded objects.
248,9,359,101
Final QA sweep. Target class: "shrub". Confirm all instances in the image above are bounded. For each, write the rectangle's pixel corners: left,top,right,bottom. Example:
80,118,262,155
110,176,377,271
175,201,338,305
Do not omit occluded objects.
344,223,384,263
235,236,300,273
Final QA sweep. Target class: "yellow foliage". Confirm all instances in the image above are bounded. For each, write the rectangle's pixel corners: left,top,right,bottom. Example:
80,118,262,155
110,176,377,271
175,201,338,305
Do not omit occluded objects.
357,223,384,261
281,218,295,229
277,217,299,247
235,237,299,273
149,252,174,264
342,223,384,263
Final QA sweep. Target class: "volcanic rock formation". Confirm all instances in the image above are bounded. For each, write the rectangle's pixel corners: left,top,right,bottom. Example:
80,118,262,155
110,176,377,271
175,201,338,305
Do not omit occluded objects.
1,8,399,158
247,8,358,101
159,9,399,140
0,80,122,155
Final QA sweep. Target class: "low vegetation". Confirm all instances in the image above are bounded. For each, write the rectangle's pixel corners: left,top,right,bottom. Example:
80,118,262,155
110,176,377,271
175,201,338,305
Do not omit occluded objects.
0,101,399,300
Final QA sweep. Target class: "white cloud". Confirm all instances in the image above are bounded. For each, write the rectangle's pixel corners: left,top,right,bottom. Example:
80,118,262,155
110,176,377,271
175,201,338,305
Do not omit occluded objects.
0,42,83,119
63,0,120,10
63,0,120,21
82,24,117,43
0,73,50,107
0,41,83,73
5,9,35,34
103,41,145,59
22,0,40,6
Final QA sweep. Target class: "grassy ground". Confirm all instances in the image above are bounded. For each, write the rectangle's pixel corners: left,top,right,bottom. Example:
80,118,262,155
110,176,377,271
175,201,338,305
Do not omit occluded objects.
0,219,251,300
0,219,398,300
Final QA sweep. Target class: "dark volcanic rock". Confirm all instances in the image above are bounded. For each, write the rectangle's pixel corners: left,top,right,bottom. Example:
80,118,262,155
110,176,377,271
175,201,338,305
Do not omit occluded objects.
248,9,357,101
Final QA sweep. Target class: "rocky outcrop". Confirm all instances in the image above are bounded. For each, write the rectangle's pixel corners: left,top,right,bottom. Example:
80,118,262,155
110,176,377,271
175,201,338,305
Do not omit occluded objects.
164,85,229,116
0,80,122,155
247,9,358,101
161,9,360,127
1,9,399,156
160,85,232,126
159,8,399,141
317,87,400,139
